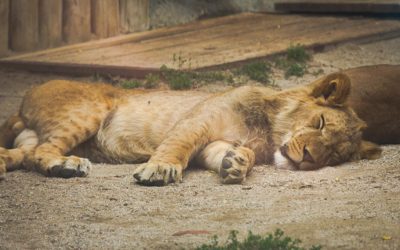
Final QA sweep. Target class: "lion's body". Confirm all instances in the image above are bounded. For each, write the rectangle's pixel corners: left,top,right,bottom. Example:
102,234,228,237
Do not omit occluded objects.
345,65,400,144
51,82,278,165
0,68,384,184
22,81,211,164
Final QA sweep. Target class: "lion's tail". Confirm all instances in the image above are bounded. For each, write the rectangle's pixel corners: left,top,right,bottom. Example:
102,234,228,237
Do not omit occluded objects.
0,114,25,149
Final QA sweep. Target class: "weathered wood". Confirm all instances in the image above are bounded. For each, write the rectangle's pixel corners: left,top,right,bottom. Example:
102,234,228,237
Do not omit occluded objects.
119,0,149,33
3,13,400,77
39,0,62,49
275,1,400,14
63,0,91,43
4,13,261,61
10,0,39,51
0,60,158,79
0,0,9,56
91,0,120,38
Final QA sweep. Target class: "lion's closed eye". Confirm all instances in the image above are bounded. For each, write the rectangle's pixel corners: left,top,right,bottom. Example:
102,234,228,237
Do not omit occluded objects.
311,114,325,130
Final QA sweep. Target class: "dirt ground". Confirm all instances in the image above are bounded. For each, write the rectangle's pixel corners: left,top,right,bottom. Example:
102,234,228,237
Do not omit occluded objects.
0,37,399,249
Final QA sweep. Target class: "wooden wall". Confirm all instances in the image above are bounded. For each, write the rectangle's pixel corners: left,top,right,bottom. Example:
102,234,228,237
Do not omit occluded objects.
0,0,149,57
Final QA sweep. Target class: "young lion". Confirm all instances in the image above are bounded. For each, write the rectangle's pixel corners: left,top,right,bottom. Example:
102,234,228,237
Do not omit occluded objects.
0,72,381,185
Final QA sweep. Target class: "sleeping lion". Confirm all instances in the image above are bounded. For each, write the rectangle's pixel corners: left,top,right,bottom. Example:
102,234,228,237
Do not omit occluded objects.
0,69,383,185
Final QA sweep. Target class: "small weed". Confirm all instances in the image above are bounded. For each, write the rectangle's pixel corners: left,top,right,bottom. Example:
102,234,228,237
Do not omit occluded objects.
275,44,311,78
196,229,322,250
144,73,160,89
173,52,192,70
287,44,310,63
120,79,141,89
237,61,271,84
194,71,226,83
160,65,193,90
160,65,236,89
285,63,306,78
169,72,193,90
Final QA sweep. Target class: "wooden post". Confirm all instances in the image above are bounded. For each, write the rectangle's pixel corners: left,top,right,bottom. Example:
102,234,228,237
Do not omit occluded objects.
0,0,9,56
119,0,149,34
10,0,40,52
91,0,119,38
39,0,62,49
63,0,91,44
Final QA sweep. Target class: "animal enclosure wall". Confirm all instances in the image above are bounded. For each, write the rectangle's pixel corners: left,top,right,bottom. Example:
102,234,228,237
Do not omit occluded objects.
0,0,149,57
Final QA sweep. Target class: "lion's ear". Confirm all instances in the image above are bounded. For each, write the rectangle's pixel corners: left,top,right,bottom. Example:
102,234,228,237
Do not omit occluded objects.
359,140,382,160
310,73,351,105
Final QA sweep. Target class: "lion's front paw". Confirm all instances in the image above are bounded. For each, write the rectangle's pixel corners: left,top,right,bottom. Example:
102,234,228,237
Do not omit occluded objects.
133,162,182,186
219,148,254,184
48,156,91,178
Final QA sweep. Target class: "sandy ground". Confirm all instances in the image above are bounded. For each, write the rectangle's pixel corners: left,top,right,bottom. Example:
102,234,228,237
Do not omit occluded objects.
0,37,399,249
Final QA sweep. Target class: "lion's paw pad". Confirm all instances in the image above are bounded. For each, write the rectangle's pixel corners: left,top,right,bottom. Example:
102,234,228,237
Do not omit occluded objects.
133,163,182,186
220,150,250,184
49,157,91,178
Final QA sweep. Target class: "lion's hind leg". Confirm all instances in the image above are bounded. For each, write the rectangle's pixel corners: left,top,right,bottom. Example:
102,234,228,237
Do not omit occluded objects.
195,140,255,184
33,134,93,178
29,114,103,178
0,129,38,179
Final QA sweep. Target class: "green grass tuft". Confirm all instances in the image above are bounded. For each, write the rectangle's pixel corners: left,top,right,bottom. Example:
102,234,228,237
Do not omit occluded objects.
160,65,193,90
195,229,322,250
286,44,310,63
194,71,227,83
120,79,141,89
144,73,160,89
275,44,311,78
237,61,271,84
285,63,306,78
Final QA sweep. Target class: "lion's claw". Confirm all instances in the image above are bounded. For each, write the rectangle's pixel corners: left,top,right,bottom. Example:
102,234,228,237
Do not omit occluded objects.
48,157,91,178
133,162,182,186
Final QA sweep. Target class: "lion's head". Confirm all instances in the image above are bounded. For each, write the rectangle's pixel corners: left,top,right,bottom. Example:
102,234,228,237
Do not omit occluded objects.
274,73,382,170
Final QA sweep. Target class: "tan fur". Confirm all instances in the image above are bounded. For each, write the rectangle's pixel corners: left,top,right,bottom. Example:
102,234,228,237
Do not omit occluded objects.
344,64,400,144
0,73,381,184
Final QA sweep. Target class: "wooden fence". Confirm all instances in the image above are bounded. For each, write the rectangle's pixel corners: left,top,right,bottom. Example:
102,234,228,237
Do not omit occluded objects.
0,0,149,57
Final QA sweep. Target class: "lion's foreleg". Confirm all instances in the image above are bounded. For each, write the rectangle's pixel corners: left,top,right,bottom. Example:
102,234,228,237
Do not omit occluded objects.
133,113,215,186
195,140,255,184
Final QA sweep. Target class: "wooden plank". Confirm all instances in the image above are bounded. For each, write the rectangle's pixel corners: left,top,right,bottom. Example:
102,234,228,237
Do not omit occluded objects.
109,20,386,69
91,0,120,38
62,0,91,43
9,0,40,51
3,13,262,61
0,0,9,56
39,0,62,49
0,60,158,78
119,0,149,33
81,15,340,67
192,20,400,70
2,13,400,77
275,1,400,14
21,14,400,70
30,14,307,64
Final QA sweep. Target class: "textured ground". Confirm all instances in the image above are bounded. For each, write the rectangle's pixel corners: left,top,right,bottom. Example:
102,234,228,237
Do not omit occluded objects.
0,37,399,249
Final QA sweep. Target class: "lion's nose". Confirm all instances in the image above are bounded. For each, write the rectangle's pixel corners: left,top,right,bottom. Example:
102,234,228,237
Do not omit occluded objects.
280,144,288,157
